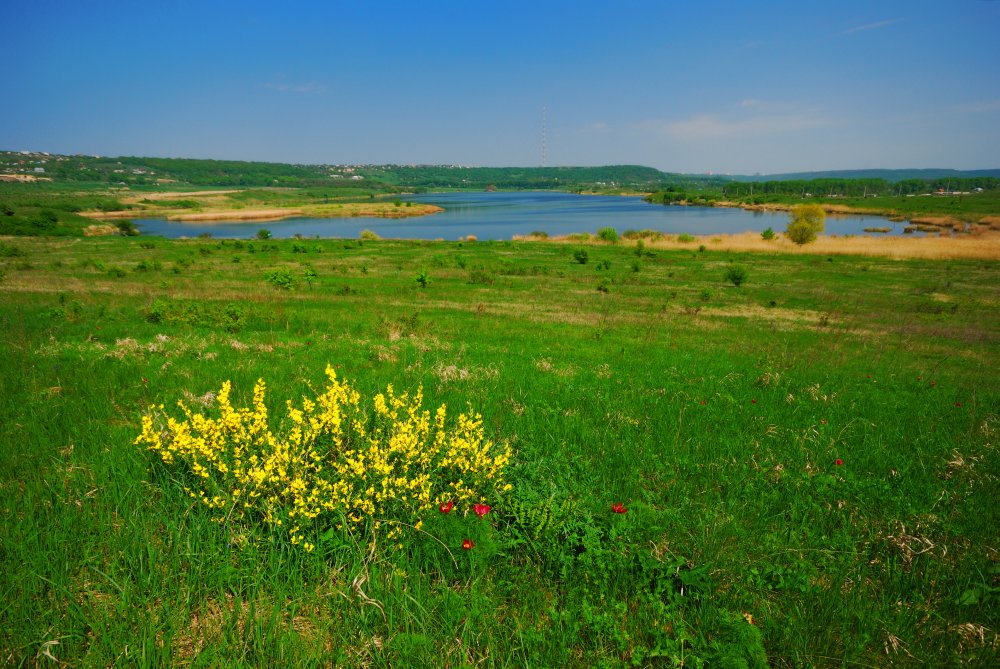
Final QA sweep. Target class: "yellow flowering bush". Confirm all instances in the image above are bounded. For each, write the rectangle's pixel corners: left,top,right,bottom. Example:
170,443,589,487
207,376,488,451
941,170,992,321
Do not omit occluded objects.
135,365,512,552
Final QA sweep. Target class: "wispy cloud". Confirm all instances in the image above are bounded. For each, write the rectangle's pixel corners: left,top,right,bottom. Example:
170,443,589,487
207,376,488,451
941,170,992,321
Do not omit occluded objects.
638,104,833,141
839,18,903,36
262,81,326,94
955,100,1000,113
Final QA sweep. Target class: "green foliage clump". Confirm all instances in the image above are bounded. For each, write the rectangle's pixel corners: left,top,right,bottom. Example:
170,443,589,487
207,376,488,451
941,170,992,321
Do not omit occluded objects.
115,220,139,236
573,249,589,265
264,268,296,290
677,233,696,243
725,263,749,287
415,269,431,288
360,229,381,241
596,226,619,243
145,297,250,332
761,227,776,240
0,242,25,257
786,204,826,245
256,228,272,240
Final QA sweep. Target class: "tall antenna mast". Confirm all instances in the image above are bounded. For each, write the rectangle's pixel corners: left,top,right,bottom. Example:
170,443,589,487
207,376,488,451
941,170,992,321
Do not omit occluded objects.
541,105,548,167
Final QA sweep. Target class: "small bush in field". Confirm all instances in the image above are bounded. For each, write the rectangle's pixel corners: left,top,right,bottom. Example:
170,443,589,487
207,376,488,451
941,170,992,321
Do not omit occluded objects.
597,227,619,243
265,268,296,290
725,264,749,287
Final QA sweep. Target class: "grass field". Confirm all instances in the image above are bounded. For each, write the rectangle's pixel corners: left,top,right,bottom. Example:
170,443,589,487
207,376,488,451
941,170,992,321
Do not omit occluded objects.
1,234,997,667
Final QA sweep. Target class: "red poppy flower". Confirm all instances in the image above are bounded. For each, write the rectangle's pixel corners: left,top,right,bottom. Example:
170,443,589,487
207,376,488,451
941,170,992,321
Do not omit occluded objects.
835,459,844,466
611,502,627,514
141,377,149,384
462,538,474,550
955,402,962,408
473,503,491,518
751,399,757,404
439,500,454,514
930,381,937,387
700,400,706,405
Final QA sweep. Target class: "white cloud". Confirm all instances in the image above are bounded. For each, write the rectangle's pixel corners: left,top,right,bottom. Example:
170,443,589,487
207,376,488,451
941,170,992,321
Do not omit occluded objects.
638,111,832,141
262,81,325,94
839,19,903,36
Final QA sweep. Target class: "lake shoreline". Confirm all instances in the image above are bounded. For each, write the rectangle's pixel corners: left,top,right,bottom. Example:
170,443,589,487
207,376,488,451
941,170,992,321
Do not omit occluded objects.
82,202,443,223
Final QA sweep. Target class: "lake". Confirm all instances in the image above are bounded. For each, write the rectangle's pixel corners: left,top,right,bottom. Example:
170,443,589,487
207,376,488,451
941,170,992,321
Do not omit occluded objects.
134,191,913,240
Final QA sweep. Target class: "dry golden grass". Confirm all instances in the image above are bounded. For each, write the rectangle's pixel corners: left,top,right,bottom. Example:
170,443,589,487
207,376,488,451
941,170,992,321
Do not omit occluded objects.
167,208,304,222
540,231,1000,260
83,202,443,223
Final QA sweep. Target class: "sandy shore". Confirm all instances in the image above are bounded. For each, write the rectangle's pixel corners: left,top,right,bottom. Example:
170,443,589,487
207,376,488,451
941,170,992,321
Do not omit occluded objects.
82,202,443,222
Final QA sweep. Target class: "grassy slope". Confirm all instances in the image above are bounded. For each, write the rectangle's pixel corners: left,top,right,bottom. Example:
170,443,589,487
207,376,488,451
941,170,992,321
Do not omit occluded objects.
0,235,997,666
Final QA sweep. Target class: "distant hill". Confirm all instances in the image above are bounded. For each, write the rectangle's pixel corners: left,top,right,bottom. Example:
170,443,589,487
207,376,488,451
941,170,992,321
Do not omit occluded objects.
4,150,998,190
725,168,1000,183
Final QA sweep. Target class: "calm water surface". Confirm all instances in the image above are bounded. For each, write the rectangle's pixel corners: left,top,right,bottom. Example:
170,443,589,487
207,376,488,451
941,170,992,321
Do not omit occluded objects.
134,192,911,240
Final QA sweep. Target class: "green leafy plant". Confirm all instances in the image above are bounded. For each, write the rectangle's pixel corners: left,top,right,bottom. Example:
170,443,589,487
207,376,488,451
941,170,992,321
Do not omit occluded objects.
725,264,749,287
597,227,619,243
265,268,296,290
573,249,589,265
786,204,826,245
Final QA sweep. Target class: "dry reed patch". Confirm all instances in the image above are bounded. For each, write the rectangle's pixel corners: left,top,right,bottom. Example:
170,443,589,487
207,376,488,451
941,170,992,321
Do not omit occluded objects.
168,209,304,222
543,231,1000,260
82,224,120,236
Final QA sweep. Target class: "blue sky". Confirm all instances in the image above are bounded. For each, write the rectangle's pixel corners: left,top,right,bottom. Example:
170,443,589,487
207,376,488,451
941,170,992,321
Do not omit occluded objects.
4,0,999,174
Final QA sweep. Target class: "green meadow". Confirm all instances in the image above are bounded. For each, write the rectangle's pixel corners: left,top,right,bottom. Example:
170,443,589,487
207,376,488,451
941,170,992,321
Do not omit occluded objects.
1,234,997,667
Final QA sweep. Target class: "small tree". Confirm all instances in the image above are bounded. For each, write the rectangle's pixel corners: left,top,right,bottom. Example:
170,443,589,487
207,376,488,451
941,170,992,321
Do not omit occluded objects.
256,228,272,240
785,205,825,245
725,264,749,287
597,227,619,243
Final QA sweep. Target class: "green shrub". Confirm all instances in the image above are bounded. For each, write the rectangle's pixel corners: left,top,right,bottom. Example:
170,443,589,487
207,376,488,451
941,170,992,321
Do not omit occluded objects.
360,229,381,241
573,249,589,265
761,227,775,240
597,226,619,243
468,269,494,285
415,269,431,288
264,268,296,290
786,204,826,245
0,242,25,257
115,220,139,236
256,228,272,240
677,233,695,243
725,264,749,287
